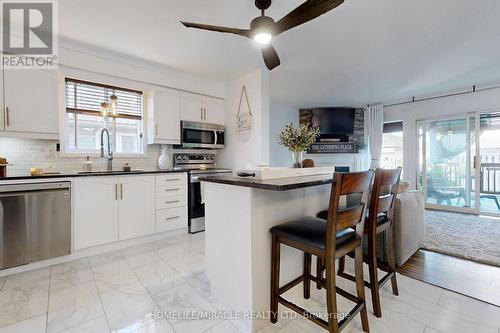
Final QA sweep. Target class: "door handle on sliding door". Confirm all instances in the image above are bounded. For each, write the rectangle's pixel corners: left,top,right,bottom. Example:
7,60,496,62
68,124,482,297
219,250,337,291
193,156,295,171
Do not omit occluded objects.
5,107,10,127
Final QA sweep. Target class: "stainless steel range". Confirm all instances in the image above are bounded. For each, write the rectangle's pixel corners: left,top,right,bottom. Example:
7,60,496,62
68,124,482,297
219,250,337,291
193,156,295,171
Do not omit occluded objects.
173,153,231,233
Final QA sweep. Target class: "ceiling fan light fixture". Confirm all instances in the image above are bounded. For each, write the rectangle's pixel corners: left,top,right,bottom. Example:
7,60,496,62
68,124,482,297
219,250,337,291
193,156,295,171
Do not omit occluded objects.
254,32,272,45
180,0,346,70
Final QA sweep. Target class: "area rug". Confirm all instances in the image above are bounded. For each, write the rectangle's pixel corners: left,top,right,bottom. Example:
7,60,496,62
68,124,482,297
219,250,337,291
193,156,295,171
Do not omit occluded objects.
423,210,500,267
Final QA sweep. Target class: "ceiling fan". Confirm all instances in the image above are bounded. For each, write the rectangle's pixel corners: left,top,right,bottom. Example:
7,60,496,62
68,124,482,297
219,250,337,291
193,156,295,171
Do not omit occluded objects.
180,0,345,70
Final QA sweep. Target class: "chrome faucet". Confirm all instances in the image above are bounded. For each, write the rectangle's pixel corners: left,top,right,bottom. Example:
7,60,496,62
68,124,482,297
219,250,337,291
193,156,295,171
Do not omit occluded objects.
100,128,113,171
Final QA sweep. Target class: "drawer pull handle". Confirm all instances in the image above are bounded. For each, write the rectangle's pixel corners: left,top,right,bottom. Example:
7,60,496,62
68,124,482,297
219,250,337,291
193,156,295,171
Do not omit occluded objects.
165,188,180,191
165,179,180,182
165,216,180,221
166,200,180,204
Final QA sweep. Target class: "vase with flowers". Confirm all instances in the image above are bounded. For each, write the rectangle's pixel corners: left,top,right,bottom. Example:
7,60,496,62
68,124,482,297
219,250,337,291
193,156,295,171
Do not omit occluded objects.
278,123,320,168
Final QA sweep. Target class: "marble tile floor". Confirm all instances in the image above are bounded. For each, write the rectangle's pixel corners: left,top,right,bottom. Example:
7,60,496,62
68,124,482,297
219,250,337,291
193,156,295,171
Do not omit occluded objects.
0,232,498,333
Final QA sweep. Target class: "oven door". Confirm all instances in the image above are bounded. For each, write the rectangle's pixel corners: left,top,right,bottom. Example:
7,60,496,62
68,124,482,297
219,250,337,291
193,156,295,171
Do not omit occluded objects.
181,121,224,149
188,175,205,233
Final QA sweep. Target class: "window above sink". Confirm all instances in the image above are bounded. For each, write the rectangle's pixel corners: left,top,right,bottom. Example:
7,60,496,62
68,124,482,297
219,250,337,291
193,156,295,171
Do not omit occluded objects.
63,78,145,156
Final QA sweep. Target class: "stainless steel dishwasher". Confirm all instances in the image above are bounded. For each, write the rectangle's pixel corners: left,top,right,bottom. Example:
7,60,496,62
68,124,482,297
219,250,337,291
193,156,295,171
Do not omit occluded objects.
0,182,71,270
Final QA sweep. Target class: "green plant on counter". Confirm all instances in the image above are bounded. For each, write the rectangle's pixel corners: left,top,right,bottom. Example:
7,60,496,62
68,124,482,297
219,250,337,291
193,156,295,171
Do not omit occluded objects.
278,123,320,152
356,143,368,151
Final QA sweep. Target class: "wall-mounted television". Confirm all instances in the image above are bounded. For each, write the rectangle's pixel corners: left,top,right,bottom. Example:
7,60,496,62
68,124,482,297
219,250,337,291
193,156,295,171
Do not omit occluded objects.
300,108,356,142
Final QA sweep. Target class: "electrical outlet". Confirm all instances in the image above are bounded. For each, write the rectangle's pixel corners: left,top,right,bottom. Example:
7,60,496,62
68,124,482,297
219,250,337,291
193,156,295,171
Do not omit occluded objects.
42,146,57,162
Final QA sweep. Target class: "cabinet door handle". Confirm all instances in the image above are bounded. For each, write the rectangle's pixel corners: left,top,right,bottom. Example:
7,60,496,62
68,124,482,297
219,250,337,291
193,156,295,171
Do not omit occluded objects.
155,124,158,136
5,107,10,127
166,200,180,204
120,184,123,199
204,108,207,120
115,184,118,200
200,108,203,120
165,216,180,221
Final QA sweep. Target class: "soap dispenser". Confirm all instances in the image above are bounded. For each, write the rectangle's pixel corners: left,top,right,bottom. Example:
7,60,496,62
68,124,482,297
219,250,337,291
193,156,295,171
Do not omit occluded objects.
84,156,93,172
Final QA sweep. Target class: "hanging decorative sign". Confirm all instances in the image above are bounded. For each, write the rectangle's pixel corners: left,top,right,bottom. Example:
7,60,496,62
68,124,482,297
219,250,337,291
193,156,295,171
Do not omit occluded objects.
307,142,356,154
235,85,253,142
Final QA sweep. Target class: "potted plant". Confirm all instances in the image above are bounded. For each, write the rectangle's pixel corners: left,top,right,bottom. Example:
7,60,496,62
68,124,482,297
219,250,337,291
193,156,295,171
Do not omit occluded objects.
356,143,368,153
278,123,320,168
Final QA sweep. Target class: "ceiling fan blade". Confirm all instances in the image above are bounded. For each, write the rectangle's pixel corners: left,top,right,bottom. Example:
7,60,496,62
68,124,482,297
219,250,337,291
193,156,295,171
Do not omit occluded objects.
261,44,281,70
181,21,251,38
274,0,345,35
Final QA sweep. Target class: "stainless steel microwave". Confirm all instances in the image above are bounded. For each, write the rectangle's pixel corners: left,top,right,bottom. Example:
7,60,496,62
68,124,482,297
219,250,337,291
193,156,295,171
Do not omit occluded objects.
181,121,225,149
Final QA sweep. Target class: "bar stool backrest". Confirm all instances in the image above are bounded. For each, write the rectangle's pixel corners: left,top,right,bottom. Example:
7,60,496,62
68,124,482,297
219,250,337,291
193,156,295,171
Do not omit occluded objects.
325,171,373,257
366,168,402,235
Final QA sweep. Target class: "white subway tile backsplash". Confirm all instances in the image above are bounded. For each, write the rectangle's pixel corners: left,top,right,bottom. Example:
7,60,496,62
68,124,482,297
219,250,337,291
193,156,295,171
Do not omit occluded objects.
0,138,162,176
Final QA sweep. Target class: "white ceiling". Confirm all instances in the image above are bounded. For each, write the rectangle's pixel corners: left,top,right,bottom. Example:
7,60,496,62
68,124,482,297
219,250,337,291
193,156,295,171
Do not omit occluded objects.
58,0,500,107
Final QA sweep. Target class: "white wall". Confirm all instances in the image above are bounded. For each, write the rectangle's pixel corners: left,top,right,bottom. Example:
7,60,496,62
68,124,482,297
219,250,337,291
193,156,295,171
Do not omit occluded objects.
218,69,270,169
385,86,500,188
269,103,298,167
59,41,226,99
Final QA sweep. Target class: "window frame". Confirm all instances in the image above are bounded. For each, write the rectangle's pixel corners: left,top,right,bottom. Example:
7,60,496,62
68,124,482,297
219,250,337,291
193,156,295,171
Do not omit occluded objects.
62,77,146,158
381,121,404,173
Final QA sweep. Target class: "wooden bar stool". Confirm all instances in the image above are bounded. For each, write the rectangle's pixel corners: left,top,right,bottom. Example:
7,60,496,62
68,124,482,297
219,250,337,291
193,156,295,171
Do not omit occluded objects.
334,168,402,318
270,171,373,333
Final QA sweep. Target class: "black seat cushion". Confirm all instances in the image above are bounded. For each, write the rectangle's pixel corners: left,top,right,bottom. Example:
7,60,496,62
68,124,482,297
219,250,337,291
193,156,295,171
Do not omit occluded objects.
270,216,357,250
316,210,328,220
316,210,388,225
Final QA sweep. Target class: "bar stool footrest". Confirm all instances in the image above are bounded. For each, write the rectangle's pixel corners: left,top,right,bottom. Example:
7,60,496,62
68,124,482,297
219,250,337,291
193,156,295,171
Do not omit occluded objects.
338,270,395,290
276,295,366,332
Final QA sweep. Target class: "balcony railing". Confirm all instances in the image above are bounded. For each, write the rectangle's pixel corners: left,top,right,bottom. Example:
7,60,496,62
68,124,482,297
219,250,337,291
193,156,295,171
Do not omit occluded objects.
480,163,500,195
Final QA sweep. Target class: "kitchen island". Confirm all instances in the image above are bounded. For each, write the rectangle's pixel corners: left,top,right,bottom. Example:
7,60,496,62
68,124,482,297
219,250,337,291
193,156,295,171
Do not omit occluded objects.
200,172,334,333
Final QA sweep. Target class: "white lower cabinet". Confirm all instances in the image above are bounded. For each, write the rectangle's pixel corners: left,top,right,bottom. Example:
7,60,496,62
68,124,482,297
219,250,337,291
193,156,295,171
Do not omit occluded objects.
156,206,187,233
73,173,187,251
118,175,155,240
73,177,119,250
155,173,188,233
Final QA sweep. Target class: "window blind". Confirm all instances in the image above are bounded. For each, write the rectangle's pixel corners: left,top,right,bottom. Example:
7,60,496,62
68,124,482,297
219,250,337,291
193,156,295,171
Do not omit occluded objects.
65,78,143,120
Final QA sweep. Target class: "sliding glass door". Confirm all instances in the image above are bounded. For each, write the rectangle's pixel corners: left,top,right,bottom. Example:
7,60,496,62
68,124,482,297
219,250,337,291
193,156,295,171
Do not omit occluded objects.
478,112,500,216
418,115,479,214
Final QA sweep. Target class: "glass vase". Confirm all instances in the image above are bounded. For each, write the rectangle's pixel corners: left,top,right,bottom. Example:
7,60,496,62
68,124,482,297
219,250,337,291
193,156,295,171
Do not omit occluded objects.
292,151,303,168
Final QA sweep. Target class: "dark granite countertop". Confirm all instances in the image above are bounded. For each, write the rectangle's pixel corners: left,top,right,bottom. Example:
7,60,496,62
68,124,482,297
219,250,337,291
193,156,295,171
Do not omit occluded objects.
199,174,334,191
0,169,187,181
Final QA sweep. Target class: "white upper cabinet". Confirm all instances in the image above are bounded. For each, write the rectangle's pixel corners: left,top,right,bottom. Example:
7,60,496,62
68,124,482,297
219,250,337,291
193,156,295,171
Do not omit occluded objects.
180,92,204,122
0,69,4,130
180,92,225,125
147,88,181,145
2,69,59,137
203,96,225,125
118,175,155,240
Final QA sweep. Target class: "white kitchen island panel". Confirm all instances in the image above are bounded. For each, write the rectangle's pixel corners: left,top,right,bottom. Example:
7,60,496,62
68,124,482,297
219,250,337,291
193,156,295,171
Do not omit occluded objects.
203,180,331,332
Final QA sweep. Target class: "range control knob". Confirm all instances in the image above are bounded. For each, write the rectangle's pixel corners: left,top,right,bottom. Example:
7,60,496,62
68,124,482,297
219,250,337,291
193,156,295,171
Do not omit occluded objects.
210,156,215,160
182,155,187,160
176,156,182,160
